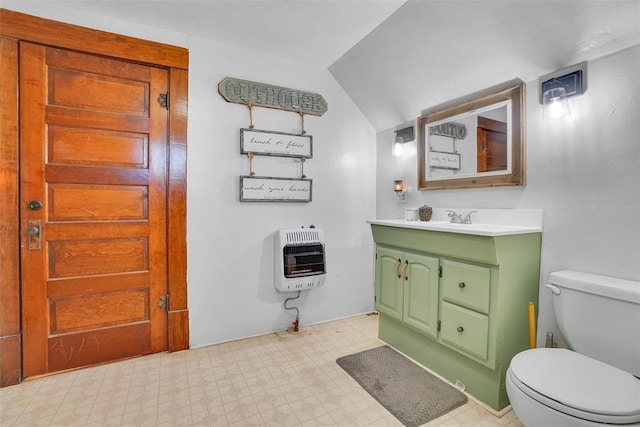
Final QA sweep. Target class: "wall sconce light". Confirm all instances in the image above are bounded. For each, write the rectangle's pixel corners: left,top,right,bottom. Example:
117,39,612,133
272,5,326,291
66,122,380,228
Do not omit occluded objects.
539,62,586,120
393,136,405,156
543,86,570,120
394,180,406,202
393,126,415,157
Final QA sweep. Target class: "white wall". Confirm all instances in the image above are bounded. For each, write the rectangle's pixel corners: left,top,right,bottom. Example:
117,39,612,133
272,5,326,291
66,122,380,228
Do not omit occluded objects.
5,4,377,348
187,38,376,347
377,45,640,346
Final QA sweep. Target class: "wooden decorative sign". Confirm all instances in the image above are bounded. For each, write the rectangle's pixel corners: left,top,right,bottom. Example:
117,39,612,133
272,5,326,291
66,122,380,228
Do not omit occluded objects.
428,151,461,170
240,176,312,202
429,122,467,139
219,77,328,116
240,128,312,158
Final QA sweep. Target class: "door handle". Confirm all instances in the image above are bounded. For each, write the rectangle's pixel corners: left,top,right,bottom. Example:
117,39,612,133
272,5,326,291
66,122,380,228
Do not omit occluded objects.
25,219,42,250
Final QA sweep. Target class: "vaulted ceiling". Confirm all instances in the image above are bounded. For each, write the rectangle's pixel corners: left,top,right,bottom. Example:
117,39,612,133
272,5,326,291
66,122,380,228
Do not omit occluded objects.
9,0,640,132
329,1,640,131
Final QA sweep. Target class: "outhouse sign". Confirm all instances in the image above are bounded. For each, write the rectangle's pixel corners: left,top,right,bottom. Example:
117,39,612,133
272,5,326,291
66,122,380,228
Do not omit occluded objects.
218,77,328,116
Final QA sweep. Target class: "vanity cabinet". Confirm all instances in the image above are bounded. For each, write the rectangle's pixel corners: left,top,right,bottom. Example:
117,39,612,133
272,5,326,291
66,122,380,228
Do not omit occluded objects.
371,223,541,412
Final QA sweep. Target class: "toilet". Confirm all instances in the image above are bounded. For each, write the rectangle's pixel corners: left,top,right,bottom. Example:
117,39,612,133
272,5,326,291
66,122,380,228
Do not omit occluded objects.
506,270,640,426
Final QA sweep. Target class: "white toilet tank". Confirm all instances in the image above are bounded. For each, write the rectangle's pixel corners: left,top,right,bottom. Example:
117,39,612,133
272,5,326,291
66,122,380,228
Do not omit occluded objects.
548,270,640,376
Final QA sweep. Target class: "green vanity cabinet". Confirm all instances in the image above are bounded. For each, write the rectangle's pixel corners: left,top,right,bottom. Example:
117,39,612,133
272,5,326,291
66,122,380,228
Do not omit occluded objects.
370,223,541,412
375,245,439,338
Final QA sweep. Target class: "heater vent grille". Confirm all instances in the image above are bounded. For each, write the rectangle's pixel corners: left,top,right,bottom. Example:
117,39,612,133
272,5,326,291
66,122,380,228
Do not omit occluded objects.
285,230,320,244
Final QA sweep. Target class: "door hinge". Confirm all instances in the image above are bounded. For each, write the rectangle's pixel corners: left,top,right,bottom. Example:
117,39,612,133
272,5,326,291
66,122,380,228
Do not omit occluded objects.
438,265,442,277
157,294,169,312
157,92,169,109
437,320,441,332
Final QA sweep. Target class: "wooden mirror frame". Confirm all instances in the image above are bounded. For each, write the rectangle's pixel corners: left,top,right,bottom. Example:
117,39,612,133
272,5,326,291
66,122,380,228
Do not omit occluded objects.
417,80,526,190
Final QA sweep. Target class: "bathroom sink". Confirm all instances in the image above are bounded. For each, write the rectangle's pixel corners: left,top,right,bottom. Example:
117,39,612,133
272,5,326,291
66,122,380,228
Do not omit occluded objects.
367,219,542,236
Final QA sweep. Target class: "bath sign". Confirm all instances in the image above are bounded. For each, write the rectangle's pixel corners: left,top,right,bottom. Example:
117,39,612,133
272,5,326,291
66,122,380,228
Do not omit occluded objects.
240,128,312,158
219,77,327,116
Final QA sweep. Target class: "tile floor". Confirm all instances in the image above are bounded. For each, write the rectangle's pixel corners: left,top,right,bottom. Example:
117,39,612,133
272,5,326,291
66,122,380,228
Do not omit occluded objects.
0,313,524,426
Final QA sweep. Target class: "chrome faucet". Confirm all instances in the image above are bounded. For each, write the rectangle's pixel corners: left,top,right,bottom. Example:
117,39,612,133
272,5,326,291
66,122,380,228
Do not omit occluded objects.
462,211,477,224
447,210,477,224
447,210,464,224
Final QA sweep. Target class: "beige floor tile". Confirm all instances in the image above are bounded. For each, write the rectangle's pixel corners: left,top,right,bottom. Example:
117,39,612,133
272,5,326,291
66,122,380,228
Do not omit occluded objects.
0,313,523,426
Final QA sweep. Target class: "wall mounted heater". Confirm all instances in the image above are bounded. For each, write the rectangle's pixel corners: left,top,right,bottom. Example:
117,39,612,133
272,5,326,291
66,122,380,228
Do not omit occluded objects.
275,227,326,292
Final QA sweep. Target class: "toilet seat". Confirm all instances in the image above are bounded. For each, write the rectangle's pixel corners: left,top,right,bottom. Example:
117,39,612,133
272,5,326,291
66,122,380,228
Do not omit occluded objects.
509,348,640,424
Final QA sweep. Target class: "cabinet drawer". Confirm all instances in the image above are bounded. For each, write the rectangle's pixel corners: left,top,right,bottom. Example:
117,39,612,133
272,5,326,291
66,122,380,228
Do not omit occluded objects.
440,301,489,360
441,260,490,313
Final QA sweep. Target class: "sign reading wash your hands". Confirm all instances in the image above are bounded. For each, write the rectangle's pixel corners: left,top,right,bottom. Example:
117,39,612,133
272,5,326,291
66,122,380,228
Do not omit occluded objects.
240,176,312,202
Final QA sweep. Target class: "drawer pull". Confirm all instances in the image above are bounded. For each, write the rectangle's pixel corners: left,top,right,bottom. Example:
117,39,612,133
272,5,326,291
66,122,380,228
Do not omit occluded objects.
458,282,466,288
457,326,464,333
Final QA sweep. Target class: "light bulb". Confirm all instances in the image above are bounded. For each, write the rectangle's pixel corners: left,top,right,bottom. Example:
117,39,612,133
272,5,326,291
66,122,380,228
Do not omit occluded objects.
393,137,404,157
543,87,570,120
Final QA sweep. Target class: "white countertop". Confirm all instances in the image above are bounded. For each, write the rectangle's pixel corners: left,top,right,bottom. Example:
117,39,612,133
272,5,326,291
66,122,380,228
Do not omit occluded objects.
368,209,543,236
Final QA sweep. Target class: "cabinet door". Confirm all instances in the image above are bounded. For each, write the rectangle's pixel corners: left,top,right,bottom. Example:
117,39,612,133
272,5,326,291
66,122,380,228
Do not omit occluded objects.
375,245,403,322
403,251,440,338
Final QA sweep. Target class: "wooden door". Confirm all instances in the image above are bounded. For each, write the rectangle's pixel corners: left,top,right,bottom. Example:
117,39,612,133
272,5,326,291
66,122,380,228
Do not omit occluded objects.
476,116,507,173
20,42,169,378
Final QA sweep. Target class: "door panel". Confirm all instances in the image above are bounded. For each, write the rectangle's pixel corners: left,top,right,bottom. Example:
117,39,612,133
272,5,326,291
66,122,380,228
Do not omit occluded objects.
20,42,168,378
48,127,148,168
47,323,151,373
476,116,507,173
48,184,148,221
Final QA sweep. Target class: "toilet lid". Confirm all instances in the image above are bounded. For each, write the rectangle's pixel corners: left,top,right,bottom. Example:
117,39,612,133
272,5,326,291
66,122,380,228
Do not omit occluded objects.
509,348,640,420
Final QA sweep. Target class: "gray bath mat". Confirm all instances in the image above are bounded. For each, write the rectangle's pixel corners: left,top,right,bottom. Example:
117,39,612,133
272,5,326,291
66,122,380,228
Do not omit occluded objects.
336,345,468,427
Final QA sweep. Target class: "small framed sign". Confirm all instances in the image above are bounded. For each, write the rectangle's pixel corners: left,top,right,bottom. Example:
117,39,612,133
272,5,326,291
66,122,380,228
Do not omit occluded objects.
240,128,312,158
428,151,461,170
240,176,312,203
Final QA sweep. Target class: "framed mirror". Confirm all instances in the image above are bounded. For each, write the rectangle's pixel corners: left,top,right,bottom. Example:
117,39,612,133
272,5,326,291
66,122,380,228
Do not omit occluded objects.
418,80,525,190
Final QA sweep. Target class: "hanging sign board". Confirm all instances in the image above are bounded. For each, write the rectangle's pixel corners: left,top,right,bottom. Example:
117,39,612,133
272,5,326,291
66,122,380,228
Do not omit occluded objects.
429,151,461,170
240,176,312,202
219,77,328,116
429,122,467,139
240,128,312,158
